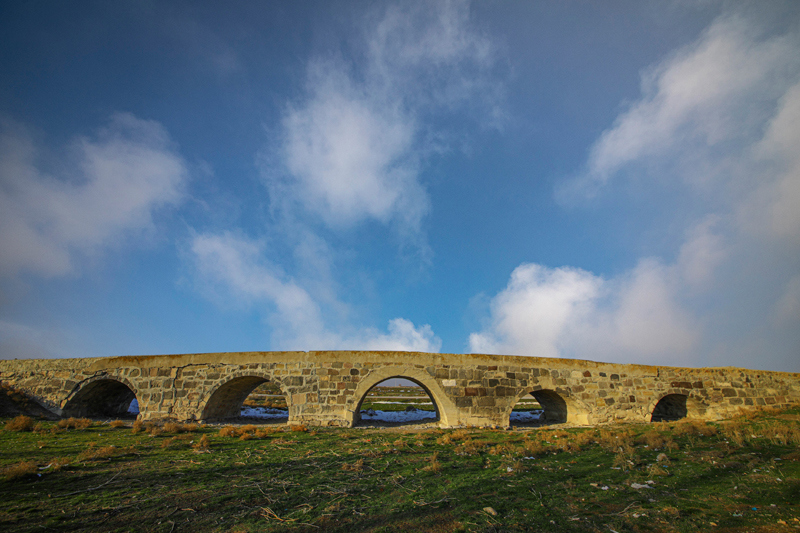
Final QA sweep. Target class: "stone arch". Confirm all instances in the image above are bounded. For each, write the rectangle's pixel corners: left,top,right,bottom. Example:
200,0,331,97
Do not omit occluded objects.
347,366,457,427
200,372,289,421
508,384,592,426
647,391,709,422
62,375,139,419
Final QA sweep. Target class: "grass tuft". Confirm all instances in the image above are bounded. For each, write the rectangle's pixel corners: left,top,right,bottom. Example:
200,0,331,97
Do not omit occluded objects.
1,460,37,481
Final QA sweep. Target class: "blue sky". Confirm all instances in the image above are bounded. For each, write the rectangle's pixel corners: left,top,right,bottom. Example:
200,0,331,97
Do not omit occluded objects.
1,1,798,372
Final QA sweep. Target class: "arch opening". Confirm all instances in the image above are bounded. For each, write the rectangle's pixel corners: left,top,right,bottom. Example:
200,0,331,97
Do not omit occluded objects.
354,377,438,426
63,379,138,419
651,394,688,422
203,376,287,424
511,389,567,426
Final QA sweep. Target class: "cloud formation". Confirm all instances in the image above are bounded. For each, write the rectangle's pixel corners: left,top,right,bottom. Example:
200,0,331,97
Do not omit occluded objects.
0,113,188,278
191,232,441,352
475,12,800,369
468,260,697,363
270,0,499,244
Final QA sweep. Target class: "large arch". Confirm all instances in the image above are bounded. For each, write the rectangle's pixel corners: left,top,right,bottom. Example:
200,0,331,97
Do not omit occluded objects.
347,366,457,427
62,376,139,419
200,374,289,421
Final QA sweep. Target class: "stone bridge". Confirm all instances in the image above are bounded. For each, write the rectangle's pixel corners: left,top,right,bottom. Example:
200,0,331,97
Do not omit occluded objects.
1,351,798,427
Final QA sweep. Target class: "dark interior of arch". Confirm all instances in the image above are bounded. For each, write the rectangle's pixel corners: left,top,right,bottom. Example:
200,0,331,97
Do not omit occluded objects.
203,376,275,421
529,389,567,424
651,394,688,422
62,379,137,419
354,377,439,426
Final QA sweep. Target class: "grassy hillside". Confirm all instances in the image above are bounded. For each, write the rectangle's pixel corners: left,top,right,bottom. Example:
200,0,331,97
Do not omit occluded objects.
1,408,798,532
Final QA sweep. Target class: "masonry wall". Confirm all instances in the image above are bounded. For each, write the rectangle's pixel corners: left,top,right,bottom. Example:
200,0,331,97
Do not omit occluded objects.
1,351,798,427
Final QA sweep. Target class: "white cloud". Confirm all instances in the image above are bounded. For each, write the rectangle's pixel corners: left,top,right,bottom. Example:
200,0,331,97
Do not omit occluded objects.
190,232,441,352
0,113,187,278
558,15,800,200
269,0,499,245
469,261,697,363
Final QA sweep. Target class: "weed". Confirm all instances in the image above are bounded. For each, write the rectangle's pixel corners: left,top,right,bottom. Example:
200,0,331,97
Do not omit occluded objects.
109,420,126,429
291,424,308,432
219,426,238,438
436,434,453,445
2,460,37,481
131,419,144,433
4,415,34,432
192,434,210,451
45,457,71,472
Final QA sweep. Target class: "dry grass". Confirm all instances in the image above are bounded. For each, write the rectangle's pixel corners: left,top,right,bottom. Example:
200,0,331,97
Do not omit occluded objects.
131,419,144,434
163,422,199,434
58,418,93,430
457,438,485,456
291,424,308,432
422,452,442,473
109,420,127,429
2,460,38,481
436,434,453,445
341,458,365,472
4,415,34,432
193,434,211,451
76,445,119,462
218,426,238,438
672,419,716,437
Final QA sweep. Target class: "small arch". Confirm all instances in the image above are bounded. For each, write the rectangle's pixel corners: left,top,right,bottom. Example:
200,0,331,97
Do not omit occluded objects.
62,377,138,419
510,389,567,425
202,375,288,423
508,386,592,426
354,377,439,426
650,393,688,422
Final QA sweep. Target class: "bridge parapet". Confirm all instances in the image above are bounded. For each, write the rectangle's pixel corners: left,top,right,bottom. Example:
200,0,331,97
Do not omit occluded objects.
1,351,798,427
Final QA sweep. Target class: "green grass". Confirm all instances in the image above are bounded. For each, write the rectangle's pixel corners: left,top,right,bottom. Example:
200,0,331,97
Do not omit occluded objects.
1,409,799,532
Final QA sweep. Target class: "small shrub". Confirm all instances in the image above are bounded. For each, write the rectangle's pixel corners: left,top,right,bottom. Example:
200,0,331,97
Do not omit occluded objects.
5,415,34,432
163,422,182,433
451,429,471,441
77,445,117,462
2,460,37,481
291,424,308,433
109,420,126,429
436,434,453,446
239,432,253,441
131,419,144,434
58,418,93,430
524,439,547,456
